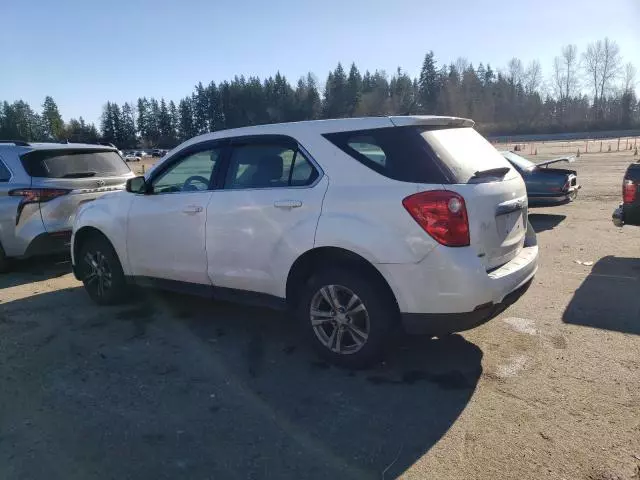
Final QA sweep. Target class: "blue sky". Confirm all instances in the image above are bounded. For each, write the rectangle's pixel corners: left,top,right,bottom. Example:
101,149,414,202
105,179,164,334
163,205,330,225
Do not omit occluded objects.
2,0,638,125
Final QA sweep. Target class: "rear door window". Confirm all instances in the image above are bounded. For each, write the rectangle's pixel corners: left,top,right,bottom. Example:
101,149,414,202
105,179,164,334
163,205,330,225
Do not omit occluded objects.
224,143,319,189
20,149,131,178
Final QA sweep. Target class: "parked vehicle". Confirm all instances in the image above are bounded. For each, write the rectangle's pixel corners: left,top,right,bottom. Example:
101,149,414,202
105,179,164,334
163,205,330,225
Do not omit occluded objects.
0,140,134,272
612,163,640,227
501,151,580,207
71,116,538,367
124,153,141,162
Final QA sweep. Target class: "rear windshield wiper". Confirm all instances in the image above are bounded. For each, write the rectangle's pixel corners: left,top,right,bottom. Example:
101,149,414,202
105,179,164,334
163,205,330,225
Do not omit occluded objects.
471,167,510,180
61,172,97,178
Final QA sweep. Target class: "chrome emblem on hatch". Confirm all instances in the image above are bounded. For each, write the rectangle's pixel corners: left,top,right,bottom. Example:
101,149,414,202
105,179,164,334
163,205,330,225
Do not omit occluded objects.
96,179,106,187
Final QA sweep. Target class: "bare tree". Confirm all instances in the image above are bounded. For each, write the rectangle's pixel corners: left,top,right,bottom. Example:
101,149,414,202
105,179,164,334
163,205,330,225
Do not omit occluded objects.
623,62,637,93
507,57,525,85
524,60,543,94
454,57,469,79
551,44,579,100
583,37,623,112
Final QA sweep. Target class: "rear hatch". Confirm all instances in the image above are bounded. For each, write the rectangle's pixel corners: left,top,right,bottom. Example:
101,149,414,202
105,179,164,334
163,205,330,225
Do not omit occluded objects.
20,148,133,233
419,127,527,270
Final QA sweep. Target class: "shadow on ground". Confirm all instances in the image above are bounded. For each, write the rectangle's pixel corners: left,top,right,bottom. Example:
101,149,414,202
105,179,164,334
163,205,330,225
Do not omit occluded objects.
0,254,71,289
528,213,566,233
0,287,483,479
563,255,640,335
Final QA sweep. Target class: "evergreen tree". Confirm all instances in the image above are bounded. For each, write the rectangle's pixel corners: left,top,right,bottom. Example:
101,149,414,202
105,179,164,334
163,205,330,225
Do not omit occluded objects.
158,98,173,148
346,63,362,116
137,97,149,142
178,97,195,141
323,63,348,118
100,102,116,144
193,82,209,134
418,51,439,113
121,102,137,148
169,100,179,144
42,96,64,140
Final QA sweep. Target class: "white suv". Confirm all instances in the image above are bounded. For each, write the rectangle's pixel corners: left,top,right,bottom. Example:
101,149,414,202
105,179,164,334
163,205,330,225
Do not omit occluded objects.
71,116,538,367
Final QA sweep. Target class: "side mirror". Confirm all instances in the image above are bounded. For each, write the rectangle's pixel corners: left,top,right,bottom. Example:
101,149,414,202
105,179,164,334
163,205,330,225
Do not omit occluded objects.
126,176,148,194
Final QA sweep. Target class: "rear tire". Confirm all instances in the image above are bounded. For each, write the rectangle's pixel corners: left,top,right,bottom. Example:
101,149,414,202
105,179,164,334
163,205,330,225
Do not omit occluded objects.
296,268,397,369
78,235,127,305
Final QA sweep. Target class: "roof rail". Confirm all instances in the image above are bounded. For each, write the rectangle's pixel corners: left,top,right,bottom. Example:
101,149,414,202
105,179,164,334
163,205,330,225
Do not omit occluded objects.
0,140,30,146
98,142,116,148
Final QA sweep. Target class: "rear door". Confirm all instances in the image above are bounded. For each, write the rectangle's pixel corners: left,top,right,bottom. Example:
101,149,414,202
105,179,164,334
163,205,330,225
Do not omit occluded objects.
421,127,527,269
206,136,326,297
21,148,133,233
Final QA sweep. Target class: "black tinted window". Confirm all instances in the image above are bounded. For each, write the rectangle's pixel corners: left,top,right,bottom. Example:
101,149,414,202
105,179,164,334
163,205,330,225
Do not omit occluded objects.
225,144,318,189
0,160,10,181
20,149,130,178
323,126,451,183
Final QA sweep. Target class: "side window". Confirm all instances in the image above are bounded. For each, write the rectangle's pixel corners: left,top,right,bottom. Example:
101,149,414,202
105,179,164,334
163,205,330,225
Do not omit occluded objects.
225,143,318,189
152,148,221,194
347,136,386,167
0,160,10,182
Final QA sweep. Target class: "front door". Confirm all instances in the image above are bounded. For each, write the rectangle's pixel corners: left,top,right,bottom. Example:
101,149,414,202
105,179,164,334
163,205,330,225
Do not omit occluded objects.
206,137,326,298
127,144,224,284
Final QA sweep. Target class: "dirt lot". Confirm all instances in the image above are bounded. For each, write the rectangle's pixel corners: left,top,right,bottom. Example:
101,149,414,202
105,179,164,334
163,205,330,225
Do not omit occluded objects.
1,147,640,480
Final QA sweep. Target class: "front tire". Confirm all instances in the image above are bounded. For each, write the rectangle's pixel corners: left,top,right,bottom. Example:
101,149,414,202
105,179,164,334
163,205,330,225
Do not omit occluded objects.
297,268,397,368
78,235,127,305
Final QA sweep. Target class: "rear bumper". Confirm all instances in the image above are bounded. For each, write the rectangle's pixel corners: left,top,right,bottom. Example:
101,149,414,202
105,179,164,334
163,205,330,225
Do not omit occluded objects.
377,223,538,334
23,230,72,257
401,278,533,334
528,186,580,207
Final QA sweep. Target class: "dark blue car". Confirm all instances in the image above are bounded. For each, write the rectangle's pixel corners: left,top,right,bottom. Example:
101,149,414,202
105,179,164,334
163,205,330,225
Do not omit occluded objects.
502,151,581,207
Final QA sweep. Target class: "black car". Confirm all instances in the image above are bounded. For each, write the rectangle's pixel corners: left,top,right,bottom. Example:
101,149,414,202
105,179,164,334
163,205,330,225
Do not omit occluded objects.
612,163,640,227
502,151,581,207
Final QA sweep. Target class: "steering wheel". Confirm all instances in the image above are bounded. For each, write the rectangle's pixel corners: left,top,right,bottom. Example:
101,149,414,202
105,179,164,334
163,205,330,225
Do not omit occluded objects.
183,175,210,191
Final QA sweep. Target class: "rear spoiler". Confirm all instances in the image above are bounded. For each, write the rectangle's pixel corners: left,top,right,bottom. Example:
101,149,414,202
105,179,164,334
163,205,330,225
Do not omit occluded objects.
389,115,475,128
537,156,576,168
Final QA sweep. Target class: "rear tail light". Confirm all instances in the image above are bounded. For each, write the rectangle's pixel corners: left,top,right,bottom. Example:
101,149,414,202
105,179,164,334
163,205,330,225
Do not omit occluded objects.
562,180,570,192
402,190,470,247
623,180,637,204
9,188,70,223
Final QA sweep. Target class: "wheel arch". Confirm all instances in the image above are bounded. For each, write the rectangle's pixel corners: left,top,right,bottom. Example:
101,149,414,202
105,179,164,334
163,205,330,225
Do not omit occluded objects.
72,226,116,279
285,246,399,312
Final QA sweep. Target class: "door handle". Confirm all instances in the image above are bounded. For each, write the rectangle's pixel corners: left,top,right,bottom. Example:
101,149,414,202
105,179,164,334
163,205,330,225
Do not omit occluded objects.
274,200,302,209
183,205,203,214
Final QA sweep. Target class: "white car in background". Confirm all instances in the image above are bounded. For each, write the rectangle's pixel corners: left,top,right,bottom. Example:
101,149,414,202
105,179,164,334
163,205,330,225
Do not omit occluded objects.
71,116,538,367
123,153,141,162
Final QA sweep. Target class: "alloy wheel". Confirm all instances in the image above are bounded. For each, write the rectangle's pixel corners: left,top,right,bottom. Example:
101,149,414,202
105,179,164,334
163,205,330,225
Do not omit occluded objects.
309,284,370,355
83,250,112,298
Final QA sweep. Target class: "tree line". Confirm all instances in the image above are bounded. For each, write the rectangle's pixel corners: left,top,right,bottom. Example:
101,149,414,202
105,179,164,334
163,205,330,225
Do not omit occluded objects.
1,37,638,149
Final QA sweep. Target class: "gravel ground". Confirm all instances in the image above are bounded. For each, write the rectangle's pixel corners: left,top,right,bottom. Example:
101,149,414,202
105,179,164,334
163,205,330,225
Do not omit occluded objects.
1,149,639,480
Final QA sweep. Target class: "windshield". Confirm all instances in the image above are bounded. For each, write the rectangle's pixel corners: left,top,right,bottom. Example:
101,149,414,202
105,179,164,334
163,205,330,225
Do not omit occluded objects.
501,151,537,171
20,149,131,178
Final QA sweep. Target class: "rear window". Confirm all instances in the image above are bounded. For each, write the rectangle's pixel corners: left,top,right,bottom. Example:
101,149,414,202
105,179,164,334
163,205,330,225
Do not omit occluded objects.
323,126,451,183
324,126,513,184
20,149,131,178
421,127,515,183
